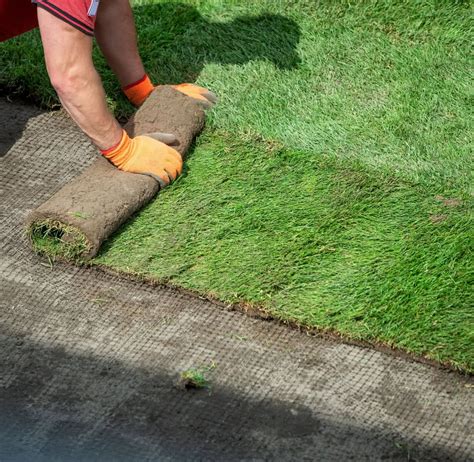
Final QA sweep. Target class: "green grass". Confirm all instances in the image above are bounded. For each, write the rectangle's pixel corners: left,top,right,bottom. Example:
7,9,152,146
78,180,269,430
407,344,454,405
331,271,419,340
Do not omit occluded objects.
1,0,473,371
178,362,216,389
96,132,473,371
27,219,91,261
179,369,210,389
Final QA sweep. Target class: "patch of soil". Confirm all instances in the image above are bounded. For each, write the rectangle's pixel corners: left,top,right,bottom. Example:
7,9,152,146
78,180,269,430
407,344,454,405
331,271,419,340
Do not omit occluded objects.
430,214,448,224
435,195,462,208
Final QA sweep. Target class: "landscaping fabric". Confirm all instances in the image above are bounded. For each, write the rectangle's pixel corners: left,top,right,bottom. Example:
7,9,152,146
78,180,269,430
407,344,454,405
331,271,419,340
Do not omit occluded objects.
26,86,205,260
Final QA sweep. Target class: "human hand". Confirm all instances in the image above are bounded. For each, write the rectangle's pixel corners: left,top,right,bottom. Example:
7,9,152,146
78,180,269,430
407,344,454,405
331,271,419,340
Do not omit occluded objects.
101,130,182,188
170,83,218,109
123,74,218,108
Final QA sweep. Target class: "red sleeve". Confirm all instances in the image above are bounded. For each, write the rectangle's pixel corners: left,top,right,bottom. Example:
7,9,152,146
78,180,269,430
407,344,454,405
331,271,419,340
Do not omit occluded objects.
33,0,99,36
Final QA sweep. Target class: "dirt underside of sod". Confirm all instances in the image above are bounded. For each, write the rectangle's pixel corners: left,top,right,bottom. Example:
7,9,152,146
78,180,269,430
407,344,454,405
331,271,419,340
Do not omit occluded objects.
2,0,472,372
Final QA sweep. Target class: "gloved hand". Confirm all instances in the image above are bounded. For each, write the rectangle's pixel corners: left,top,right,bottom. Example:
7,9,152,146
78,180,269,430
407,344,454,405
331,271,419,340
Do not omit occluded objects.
171,83,218,109
101,129,182,188
123,74,217,108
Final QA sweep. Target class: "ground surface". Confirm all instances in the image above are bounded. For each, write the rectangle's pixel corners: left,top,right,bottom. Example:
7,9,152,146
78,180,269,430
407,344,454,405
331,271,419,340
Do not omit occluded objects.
1,100,474,461
1,1,473,370
2,0,471,371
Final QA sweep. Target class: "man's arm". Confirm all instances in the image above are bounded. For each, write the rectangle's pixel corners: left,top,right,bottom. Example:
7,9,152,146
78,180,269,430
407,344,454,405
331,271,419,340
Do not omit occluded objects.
36,7,182,187
37,6,122,150
94,0,217,108
94,0,144,88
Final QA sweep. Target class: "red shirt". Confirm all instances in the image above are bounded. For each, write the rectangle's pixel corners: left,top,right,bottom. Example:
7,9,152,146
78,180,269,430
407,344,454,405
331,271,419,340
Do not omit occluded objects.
0,0,98,41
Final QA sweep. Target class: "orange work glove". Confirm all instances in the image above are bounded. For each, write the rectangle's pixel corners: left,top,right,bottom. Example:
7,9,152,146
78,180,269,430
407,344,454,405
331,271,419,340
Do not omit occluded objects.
101,130,182,188
123,74,217,108
171,83,218,108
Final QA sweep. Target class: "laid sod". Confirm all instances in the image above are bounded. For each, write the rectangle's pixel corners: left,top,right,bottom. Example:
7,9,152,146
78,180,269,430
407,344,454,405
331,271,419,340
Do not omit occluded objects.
95,132,473,372
1,1,472,371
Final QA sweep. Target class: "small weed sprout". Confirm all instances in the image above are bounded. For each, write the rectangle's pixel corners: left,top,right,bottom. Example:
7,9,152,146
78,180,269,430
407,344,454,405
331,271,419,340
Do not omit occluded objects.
177,361,217,390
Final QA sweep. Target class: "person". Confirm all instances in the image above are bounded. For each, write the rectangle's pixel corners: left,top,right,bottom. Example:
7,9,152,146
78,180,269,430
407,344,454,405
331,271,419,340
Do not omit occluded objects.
0,0,216,187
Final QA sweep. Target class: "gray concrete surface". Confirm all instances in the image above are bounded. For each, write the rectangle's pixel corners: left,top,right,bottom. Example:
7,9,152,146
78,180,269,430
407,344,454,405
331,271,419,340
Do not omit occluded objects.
0,100,473,461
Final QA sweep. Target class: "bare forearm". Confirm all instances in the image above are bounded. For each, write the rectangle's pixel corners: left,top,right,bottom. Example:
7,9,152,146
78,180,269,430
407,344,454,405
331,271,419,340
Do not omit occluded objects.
55,65,122,150
37,7,121,150
95,0,144,87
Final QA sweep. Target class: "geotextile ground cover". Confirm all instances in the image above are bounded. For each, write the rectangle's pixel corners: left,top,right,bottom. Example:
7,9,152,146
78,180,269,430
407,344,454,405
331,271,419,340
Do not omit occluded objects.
1,0,472,372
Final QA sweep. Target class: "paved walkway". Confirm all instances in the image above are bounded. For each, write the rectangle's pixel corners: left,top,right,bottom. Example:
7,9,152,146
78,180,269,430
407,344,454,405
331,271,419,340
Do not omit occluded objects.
0,100,472,461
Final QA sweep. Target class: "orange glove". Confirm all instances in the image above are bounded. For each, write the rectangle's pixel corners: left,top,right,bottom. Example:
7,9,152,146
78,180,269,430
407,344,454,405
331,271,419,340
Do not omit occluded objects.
123,74,217,108
101,130,182,188
171,83,218,108
122,75,155,107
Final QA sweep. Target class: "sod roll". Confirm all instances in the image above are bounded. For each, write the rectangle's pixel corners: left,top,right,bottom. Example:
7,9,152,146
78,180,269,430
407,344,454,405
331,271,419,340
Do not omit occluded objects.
27,86,206,261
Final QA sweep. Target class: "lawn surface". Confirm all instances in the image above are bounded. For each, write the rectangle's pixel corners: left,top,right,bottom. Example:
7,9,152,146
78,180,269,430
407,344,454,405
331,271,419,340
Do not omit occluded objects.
1,0,472,372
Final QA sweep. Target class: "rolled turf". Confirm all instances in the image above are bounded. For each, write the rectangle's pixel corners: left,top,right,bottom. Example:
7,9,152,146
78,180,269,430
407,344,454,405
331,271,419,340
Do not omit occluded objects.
27,86,205,261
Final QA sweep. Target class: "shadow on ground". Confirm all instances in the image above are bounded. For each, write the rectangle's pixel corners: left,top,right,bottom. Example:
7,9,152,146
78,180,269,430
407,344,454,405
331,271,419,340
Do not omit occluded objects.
0,329,459,462
0,98,42,157
132,2,301,83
